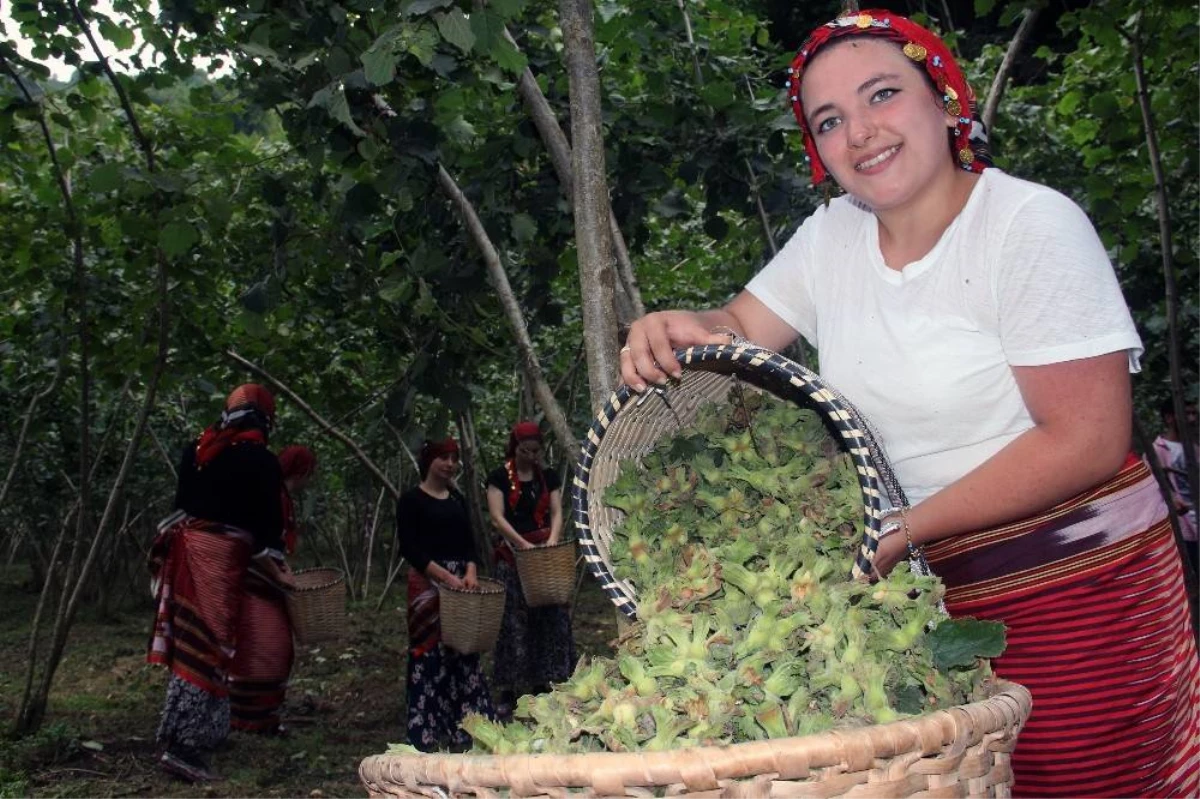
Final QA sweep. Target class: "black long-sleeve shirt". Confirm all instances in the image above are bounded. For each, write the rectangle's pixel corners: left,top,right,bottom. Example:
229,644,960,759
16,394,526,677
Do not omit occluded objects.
395,486,477,574
173,439,284,553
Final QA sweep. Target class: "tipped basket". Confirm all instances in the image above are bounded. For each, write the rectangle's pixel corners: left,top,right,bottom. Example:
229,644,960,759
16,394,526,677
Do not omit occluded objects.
573,340,914,620
286,567,346,644
438,577,505,654
513,539,577,608
361,680,1032,797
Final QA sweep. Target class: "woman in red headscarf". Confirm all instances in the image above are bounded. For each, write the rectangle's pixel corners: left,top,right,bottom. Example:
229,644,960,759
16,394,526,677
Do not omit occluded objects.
619,10,1198,797
395,437,493,751
485,421,575,720
228,445,318,736
148,384,294,783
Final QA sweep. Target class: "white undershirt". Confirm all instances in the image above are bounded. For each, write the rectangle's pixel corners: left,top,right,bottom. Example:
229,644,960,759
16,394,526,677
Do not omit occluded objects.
746,168,1143,504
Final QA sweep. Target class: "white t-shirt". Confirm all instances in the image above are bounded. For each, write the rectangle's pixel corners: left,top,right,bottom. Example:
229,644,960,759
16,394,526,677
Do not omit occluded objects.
746,168,1143,504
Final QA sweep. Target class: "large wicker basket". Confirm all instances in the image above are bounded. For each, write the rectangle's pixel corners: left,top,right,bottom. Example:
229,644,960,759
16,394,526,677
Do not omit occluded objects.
573,340,910,620
439,577,506,654
360,680,1031,797
286,567,346,644
513,540,577,608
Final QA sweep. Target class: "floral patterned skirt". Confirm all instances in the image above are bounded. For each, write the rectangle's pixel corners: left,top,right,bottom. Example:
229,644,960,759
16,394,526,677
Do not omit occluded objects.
405,560,494,752
156,673,230,764
491,559,576,695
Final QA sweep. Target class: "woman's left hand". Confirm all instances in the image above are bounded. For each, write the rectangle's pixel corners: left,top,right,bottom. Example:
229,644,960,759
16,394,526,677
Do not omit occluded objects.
464,564,478,590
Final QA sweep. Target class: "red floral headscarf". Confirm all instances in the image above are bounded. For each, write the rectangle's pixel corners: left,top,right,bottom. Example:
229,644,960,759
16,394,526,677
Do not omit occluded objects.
786,9,992,186
194,383,276,468
504,421,549,527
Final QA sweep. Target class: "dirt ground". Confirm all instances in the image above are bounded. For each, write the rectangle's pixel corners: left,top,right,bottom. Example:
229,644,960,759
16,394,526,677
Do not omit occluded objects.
0,565,619,798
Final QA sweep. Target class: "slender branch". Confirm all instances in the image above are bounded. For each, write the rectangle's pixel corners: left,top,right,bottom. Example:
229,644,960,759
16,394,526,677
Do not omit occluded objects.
64,0,155,170
226,349,400,499
1126,31,1200,523
675,0,704,87
0,353,65,514
435,164,577,457
744,158,778,259
982,7,1042,133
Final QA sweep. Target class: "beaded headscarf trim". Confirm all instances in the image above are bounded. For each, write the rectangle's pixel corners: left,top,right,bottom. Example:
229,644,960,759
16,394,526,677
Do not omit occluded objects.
786,10,992,186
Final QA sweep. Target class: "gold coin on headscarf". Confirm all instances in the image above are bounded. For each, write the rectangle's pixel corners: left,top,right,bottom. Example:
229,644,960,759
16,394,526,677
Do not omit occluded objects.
902,42,927,61
856,13,874,28
947,99,962,117
959,147,975,164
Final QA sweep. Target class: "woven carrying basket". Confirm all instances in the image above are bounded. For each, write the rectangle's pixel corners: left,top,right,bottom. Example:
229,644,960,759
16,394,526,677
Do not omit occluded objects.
573,341,910,620
286,567,346,644
439,577,506,654
513,540,577,608
359,680,1031,798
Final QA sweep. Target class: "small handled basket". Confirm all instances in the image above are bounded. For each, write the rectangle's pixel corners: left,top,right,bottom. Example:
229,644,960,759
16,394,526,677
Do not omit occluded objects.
573,340,919,620
286,567,346,644
438,577,506,654
513,539,577,608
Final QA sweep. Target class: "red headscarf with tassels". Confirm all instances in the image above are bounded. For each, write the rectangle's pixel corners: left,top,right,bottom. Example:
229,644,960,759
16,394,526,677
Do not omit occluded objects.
504,421,549,528
786,9,992,186
194,384,276,469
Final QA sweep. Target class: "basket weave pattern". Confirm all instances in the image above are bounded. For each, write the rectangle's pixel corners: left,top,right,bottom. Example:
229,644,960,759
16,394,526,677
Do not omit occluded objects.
513,540,577,608
360,681,1031,798
286,567,346,644
439,577,506,654
571,342,895,620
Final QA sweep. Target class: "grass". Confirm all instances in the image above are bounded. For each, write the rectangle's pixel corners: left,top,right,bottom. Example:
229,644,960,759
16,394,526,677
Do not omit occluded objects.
0,565,619,798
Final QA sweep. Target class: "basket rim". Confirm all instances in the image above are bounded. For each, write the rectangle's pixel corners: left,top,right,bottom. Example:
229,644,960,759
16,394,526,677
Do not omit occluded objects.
513,539,577,553
570,341,898,621
438,576,505,596
288,567,345,593
360,680,1031,791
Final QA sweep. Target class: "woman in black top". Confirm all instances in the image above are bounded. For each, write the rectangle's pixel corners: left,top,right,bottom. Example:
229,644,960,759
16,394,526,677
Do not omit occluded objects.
396,438,493,751
485,421,576,720
148,384,294,783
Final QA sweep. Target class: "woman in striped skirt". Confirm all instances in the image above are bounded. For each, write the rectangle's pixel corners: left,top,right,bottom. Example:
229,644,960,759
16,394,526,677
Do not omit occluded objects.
619,9,1198,795
149,384,297,782
228,445,318,735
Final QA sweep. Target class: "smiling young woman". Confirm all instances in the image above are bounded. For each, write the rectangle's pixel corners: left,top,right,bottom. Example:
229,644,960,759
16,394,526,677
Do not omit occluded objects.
618,9,1199,797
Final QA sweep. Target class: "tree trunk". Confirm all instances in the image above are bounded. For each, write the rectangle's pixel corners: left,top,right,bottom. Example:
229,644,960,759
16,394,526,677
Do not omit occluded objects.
435,164,576,457
559,0,621,410
506,28,644,323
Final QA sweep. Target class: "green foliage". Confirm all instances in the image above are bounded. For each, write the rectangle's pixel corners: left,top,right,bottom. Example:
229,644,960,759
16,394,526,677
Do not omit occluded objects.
449,394,1003,755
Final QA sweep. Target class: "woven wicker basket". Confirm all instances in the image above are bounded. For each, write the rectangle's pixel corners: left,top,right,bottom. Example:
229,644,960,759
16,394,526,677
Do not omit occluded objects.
573,341,909,620
360,680,1031,797
439,577,506,654
286,567,346,644
513,540,577,608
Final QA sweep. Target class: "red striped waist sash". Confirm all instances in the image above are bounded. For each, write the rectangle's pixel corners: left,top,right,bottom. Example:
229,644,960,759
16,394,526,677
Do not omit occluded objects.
923,457,1165,604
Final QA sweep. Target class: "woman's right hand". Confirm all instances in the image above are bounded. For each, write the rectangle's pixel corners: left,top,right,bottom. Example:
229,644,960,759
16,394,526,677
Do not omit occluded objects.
620,311,731,391
441,573,466,591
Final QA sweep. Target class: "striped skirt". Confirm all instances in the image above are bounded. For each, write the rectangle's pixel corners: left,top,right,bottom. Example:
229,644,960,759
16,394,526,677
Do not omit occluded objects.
924,459,1200,797
148,519,252,696
229,566,294,732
